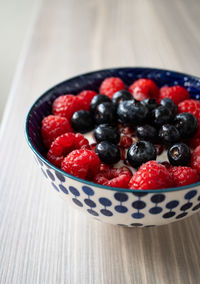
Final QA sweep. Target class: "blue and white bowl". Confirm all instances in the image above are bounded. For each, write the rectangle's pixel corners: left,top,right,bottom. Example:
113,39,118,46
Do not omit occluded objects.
25,67,200,227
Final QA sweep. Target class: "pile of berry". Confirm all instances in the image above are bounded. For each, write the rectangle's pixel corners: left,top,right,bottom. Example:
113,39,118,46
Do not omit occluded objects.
41,77,200,190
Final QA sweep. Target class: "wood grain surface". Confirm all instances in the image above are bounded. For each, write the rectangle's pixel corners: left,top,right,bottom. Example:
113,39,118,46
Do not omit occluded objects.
0,0,200,283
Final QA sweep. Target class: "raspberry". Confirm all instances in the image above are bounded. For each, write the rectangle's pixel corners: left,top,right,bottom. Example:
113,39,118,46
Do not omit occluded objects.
99,77,125,98
168,166,199,187
159,86,190,105
129,161,173,190
191,145,200,173
77,90,97,111
61,149,100,179
178,99,200,121
47,133,89,167
94,167,132,188
52,94,80,120
120,135,133,148
128,79,159,101
41,115,72,148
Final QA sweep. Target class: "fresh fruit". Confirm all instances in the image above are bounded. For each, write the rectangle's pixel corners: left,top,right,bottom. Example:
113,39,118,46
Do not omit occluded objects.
191,145,200,173
150,106,173,126
136,125,157,142
71,110,94,133
168,166,199,187
90,94,111,113
178,99,200,121
47,133,89,167
129,79,159,101
141,98,158,111
129,161,173,190
160,98,178,116
94,124,120,144
127,141,157,168
41,115,72,148
188,127,200,149
120,135,133,148
61,149,100,179
95,141,121,164
112,90,133,107
95,102,116,125
77,90,97,110
99,77,125,98
159,85,190,105
52,94,80,120
117,100,148,125
94,167,132,188
167,143,191,166
159,124,180,145
174,113,198,139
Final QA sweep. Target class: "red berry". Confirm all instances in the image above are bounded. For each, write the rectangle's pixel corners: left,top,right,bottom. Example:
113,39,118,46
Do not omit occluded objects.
128,79,159,101
120,147,125,160
191,145,200,174
159,86,190,105
120,135,133,148
168,166,199,187
99,77,125,98
41,115,72,148
94,167,132,188
52,94,80,120
160,161,171,169
47,133,89,167
129,161,174,190
77,90,97,111
178,99,200,121
155,144,164,156
100,163,112,171
188,126,200,149
61,149,101,180
121,126,135,135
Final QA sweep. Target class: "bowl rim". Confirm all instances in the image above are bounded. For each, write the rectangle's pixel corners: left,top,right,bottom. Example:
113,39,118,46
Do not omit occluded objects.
25,66,200,193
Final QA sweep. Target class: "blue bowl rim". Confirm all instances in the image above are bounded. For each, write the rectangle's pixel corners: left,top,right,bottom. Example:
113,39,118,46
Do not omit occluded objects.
25,66,200,193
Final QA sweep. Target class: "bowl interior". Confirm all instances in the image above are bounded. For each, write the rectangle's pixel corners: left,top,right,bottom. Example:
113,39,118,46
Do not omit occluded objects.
26,67,200,182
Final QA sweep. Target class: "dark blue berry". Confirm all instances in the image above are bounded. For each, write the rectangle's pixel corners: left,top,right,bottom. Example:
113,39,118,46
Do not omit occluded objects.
94,124,120,144
112,90,133,107
174,113,198,139
151,106,173,126
95,141,121,164
159,124,180,145
160,98,178,117
127,141,157,168
136,125,157,142
95,102,116,125
167,143,191,166
117,100,148,125
71,110,94,133
141,98,158,111
90,94,111,113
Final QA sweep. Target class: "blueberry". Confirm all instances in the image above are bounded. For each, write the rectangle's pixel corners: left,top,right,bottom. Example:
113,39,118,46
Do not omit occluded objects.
117,100,148,125
94,124,120,144
71,110,94,133
95,102,116,125
95,141,121,164
174,113,198,139
167,143,191,166
136,125,157,142
159,124,180,145
90,94,111,113
112,90,133,107
141,98,158,111
160,98,178,117
127,141,157,168
151,106,173,126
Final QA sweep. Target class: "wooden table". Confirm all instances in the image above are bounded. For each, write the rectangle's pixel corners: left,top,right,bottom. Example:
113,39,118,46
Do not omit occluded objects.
0,0,200,283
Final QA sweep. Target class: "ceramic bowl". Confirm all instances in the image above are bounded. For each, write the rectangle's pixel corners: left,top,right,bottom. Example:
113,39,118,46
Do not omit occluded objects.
25,67,200,227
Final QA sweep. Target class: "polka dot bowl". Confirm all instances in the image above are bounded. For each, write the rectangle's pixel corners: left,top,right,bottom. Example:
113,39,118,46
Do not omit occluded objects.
25,67,200,227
